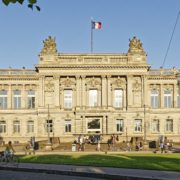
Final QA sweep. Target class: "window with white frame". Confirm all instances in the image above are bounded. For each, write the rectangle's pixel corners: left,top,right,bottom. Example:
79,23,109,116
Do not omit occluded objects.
27,120,34,133
152,119,160,132
116,119,124,132
151,90,159,108
166,119,173,132
164,90,172,108
0,121,6,133
13,90,21,109
13,120,20,133
134,119,142,132
64,90,72,108
114,89,123,108
177,93,180,108
89,89,98,107
46,120,53,133
27,90,35,109
65,120,71,133
0,90,7,109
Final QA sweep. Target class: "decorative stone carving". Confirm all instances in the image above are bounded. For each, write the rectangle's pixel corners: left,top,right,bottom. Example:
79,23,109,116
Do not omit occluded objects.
0,84,8,90
61,77,76,87
133,79,141,91
40,36,58,55
129,36,143,51
45,78,54,92
111,77,126,89
86,77,101,87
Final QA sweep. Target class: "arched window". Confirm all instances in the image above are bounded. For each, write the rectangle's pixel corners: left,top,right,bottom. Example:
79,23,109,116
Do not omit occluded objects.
114,89,123,108
27,120,34,133
0,121,6,133
0,90,7,109
151,90,159,108
27,90,35,109
13,90,21,109
13,120,20,133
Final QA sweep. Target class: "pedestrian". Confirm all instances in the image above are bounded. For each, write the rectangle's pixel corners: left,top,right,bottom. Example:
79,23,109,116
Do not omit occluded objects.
97,141,101,152
160,142,164,153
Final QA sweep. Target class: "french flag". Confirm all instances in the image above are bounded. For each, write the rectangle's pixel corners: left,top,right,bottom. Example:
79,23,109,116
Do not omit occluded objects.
92,21,102,29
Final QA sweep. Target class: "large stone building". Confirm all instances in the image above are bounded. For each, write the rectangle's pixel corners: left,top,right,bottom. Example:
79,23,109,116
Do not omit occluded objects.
0,36,180,144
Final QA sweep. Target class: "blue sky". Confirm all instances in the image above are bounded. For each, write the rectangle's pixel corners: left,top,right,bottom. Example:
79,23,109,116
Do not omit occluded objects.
0,0,180,69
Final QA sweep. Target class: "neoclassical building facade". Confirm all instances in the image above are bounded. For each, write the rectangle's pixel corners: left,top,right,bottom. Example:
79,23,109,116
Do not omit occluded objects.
0,36,180,143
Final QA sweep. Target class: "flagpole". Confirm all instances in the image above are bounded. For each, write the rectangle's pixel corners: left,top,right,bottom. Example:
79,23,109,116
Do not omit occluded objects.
91,20,93,53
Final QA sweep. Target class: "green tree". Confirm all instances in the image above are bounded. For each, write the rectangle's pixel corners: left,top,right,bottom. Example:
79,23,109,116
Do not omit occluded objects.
2,0,40,11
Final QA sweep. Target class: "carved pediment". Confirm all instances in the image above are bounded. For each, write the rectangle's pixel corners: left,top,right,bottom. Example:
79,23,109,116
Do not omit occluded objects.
86,77,101,87
61,77,76,87
111,77,125,88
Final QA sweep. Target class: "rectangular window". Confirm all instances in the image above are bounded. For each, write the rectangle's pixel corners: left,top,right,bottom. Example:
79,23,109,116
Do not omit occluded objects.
64,90,72,109
0,90,7,109
151,90,159,108
27,90,35,109
0,121,6,133
116,119,124,132
13,90,21,109
164,90,172,108
152,119,160,132
134,119,142,132
114,89,123,108
27,120,34,133
46,120,53,133
65,120,71,133
13,120,20,133
177,94,180,108
89,89,97,107
166,119,173,132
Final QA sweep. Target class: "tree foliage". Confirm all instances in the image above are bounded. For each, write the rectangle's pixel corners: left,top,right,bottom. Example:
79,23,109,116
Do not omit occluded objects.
2,0,40,11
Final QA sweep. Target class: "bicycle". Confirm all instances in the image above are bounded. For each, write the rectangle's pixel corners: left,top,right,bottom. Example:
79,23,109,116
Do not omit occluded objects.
0,151,19,167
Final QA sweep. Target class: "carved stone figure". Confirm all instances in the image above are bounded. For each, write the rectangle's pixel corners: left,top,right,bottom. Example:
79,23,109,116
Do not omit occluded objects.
128,36,144,52
40,36,58,55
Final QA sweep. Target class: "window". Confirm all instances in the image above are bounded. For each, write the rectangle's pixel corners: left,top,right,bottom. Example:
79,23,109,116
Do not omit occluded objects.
164,90,172,108
64,90,72,108
13,120,20,133
177,93,180,108
46,120,53,133
89,89,97,107
166,119,173,132
0,90,7,109
0,121,6,133
27,90,35,109
134,119,142,132
13,90,21,109
116,119,124,132
114,89,123,108
27,120,34,133
152,119,160,132
65,120,71,133
87,118,101,133
151,90,159,108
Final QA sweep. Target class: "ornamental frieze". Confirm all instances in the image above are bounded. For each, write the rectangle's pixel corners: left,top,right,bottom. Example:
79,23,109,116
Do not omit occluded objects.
111,77,126,89
0,84,8,90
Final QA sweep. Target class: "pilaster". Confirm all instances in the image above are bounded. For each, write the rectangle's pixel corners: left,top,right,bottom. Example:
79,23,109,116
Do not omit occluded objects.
54,75,60,107
127,75,133,107
107,75,111,108
102,75,107,108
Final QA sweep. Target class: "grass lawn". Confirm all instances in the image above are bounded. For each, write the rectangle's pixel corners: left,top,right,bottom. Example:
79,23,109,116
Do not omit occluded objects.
19,153,180,172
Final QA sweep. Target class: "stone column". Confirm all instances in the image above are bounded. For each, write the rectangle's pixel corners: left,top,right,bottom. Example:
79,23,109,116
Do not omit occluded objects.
107,75,111,108
160,84,163,108
173,83,177,108
101,75,107,108
21,85,26,109
38,76,45,107
81,76,86,109
54,76,60,108
98,88,101,107
76,75,81,109
127,75,133,107
8,85,12,109
102,115,107,134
